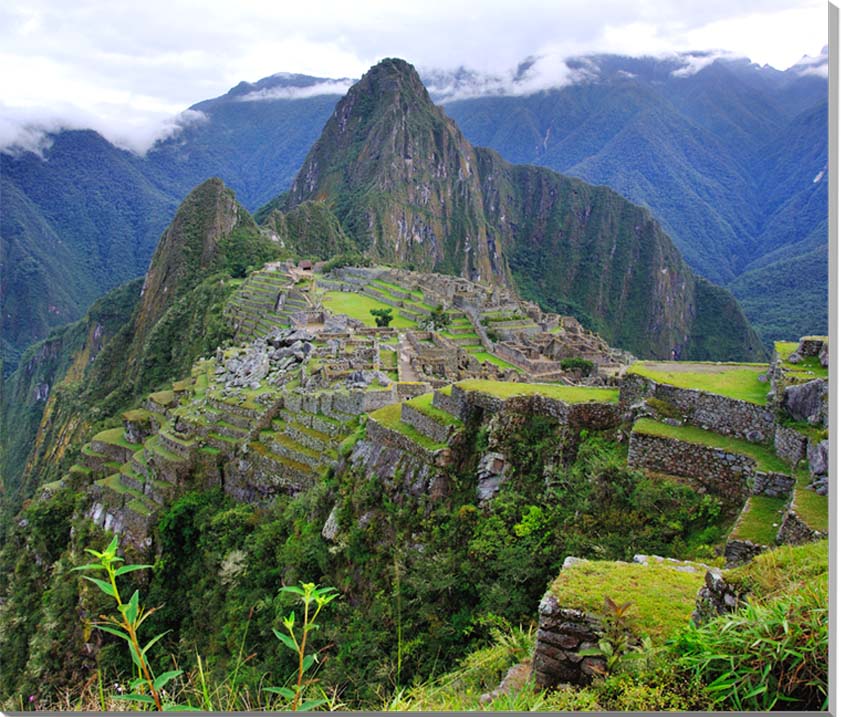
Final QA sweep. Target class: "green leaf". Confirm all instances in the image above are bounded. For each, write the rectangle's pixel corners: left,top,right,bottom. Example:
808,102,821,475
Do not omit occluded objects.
272,628,297,652
114,563,154,576
113,693,155,704
82,575,116,597
71,563,106,572
123,590,140,625
280,585,306,596
128,640,143,669
95,624,130,642
297,698,327,711
153,670,183,691
105,535,120,558
142,631,170,656
263,687,296,700
302,654,316,672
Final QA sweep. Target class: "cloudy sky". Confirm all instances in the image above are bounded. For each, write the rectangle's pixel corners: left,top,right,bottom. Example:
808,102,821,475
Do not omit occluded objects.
0,0,829,153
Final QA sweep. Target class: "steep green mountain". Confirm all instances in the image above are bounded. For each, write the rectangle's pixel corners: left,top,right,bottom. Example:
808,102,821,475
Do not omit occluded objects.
0,132,177,372
2,55,825,367
276,58,763,361
2,179,281,506
0,279,142,504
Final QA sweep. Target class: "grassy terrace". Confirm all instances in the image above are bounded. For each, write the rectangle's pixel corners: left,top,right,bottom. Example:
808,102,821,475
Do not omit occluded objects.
148,389,175,406
367,402,448,451
550,560,704,642
456,379,619,403
632,418,789,474
774,341,828,379
793,488,828,532
122,408,151,422
730,496,787,545
92,427,138,448
793,470,828,531
471,351,522,372
322,291,415,328
405,393,462,426
627,361,769,404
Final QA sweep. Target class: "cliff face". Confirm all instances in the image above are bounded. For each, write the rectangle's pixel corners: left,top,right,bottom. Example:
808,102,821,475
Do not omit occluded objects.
277,58,764,360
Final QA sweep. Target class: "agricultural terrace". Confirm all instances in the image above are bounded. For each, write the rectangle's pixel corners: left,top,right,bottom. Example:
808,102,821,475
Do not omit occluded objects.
321,291,416,328
627,361,769,404
456,379,619,403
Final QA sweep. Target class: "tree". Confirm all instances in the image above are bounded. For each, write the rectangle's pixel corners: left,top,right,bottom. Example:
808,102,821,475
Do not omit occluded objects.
428,304,451,331
370,308,394,327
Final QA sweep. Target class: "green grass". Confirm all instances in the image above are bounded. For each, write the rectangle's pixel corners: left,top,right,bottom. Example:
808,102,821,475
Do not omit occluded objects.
456,379,619,404
405,393,462,427
627,361,769,404
81,444,107,459
730,496,788,545
92,427,137,449
774,340,828,379
122,408,151,422
792,487,828,532
148,389,175,406
471,352,522,372
632,418,789,474
322,291,415,328
724,540,827,596
367,403,448,451
145,435,184,462
549,560,705,642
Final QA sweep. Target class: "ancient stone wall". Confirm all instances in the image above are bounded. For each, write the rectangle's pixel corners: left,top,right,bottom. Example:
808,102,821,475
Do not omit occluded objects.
627,431,752,505
401,404,453,444
620,374,775,443
776,508,827,545
774,425,808,465
532,595,605,688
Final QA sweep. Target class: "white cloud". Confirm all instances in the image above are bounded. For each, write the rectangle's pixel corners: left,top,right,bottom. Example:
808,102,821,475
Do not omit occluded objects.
0,104,207,156
0,0,827,151
237,80,354,102
670,51,736,78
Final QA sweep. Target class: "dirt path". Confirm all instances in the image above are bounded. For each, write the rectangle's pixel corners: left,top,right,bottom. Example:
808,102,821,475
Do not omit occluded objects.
397,333,419,382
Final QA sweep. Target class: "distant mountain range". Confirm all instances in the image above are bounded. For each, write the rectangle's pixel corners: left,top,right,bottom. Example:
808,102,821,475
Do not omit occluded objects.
1,51,826,371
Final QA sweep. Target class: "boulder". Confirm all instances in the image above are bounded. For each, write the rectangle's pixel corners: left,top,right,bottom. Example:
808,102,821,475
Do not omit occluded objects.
782,379,827,425
807,439,829,478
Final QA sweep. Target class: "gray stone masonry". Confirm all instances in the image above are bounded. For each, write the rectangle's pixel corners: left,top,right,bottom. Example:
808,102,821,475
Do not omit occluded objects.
532,595,606,688
400,403,454,444
724,539,766,567
366,415,450,466
774,425,808,466
620,374,775,443
777,506,827,545
628,431,753,505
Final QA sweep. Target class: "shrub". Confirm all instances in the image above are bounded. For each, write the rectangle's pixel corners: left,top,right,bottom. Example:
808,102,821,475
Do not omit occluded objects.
671,583,828,710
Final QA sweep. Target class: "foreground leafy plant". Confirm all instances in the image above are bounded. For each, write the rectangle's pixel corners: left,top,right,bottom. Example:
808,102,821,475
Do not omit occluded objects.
265,582,338,711
73,536,184,710
672,583,828,710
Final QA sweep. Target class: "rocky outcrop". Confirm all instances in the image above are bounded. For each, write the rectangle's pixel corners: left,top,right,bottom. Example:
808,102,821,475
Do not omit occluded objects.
692,569,745,623
783,379,828,426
